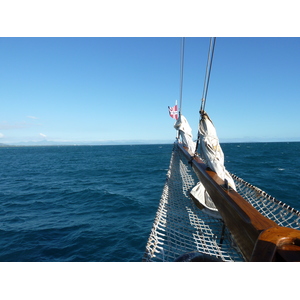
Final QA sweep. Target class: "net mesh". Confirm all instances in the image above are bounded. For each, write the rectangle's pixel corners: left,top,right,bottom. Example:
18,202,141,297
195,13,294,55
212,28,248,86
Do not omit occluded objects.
143,144,300,262
232,174,300,230
143,145,244,262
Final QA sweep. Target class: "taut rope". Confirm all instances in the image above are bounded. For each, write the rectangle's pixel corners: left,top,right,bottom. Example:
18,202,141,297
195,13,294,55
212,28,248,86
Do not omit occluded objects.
179,37,185,116
195,37,216,154
200,37,216,113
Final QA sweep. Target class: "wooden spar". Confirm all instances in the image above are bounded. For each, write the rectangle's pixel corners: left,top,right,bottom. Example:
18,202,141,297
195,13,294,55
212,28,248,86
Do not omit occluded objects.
177,143,300,261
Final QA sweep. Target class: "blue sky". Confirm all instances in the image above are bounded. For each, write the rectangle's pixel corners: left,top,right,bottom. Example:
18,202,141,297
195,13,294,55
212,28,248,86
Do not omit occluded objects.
1,37,299,144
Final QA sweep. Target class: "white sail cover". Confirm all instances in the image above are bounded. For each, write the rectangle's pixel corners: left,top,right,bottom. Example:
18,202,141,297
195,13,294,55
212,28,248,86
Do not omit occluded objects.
174,114,196,153
190,112,236,218
198,112,236,190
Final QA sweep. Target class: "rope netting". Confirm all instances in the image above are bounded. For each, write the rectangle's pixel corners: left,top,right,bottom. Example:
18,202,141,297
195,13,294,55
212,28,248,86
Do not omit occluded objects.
231,174,300,230
143,144,300,262
143,144,244,262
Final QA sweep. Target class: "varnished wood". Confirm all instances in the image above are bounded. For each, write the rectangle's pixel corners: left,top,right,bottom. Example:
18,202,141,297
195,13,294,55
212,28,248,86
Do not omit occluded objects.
251,227,300,261
177,142,300,261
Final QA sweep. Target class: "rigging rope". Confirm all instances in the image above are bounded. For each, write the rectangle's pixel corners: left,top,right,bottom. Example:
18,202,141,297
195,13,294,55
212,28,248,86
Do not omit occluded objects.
195,37,216,154
200,37,216,113
179,37,185,115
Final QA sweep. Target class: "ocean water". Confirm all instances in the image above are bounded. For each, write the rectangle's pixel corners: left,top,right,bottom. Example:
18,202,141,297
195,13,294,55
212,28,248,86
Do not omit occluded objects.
1,142,300,262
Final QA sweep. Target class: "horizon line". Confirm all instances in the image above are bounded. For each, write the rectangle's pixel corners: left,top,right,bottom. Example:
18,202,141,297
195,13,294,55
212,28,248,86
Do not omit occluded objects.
1,138,300,147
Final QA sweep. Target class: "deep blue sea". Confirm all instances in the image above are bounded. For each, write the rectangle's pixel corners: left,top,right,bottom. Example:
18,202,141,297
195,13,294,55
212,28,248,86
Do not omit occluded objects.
1,142,300,262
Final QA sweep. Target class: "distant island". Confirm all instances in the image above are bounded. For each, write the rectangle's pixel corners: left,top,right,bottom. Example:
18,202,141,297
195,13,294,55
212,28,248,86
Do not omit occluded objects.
0,140,175,147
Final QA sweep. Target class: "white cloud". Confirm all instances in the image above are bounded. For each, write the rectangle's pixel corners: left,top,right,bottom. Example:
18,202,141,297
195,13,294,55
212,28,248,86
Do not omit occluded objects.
0,133,4,138
27,116,38,119
39,133,47,138
0,121,29,130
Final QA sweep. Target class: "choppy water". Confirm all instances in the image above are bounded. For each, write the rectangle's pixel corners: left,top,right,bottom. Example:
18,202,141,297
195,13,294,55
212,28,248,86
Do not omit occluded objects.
1,142,299,261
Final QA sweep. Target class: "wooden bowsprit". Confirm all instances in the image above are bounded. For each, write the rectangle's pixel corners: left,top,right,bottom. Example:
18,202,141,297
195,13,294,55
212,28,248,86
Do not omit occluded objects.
178,143,300,262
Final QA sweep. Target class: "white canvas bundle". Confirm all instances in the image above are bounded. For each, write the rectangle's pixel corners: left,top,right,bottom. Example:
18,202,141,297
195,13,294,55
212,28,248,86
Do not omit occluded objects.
198,112,236,190
190,112,236,218
174,114,196,153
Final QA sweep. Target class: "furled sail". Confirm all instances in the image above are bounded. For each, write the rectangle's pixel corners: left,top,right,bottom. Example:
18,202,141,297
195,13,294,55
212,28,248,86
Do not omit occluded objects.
174,114,196,153
190,112,236,217
198,111,236,190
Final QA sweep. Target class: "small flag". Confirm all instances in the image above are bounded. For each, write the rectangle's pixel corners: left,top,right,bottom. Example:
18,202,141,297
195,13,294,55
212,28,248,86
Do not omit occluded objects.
168,102,178,120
